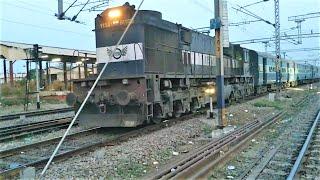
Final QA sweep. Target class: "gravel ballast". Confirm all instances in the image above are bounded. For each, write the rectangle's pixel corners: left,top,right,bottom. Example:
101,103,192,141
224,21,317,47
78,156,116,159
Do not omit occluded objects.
39,92,295,179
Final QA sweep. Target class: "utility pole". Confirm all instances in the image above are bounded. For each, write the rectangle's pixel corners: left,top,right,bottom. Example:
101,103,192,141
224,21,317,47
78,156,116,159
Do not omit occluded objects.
213,0,226,127
24,60,30,111
274,0,281,99
3,59,7,84
33,44,41,109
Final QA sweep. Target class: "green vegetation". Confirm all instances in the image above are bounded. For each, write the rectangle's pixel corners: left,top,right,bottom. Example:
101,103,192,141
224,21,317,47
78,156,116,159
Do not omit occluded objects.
253,100,284,110
157,148,173,162
115,148,175,179
202,124,214,135
115,159,148,179
0,80,32,106
0,79,64,106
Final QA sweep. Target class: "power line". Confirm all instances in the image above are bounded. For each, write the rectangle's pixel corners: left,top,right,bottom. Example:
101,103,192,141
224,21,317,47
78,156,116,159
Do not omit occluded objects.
13,0,56,12
229,19,262,26
232,5,274,26
0,18,94,37
189,0,214,13
0,1,55,17
227,0,274,39
56,0,110,22
242,0,269,8
288,12,320,44
288,12,320,22
268,47,320,53
231,32,320,44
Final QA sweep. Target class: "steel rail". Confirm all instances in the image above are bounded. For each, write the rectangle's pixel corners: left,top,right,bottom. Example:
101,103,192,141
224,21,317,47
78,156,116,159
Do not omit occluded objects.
0,107,74,121
0,127,101,159
0,118,73,142
149,111,285,180
286,110,320,180
0,112,199,179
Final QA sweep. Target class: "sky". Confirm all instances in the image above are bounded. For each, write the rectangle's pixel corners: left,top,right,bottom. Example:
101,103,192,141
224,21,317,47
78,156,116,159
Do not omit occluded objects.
0,0,319,73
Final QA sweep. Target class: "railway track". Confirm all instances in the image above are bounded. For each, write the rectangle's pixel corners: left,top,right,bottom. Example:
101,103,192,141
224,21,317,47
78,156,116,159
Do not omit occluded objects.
0,107,74,121
0,118,74,142
148,111,286,179
0,87,312,179
287,110,320,179
236,98,319,180
0,112,200,179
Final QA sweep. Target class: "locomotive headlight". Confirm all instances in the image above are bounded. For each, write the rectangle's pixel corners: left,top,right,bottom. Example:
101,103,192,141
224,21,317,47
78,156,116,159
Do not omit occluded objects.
108,9,121,18
122,79,129,85
205,88,216,95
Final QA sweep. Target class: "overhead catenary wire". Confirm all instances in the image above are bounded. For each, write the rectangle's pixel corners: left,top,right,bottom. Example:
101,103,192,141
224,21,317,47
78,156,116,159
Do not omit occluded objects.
242,0,269,8
0,18,93,36
13,0,57,13
232,5,274,26
1,0,94,26
71,0,90,21
40,0,146,176
0,1,55,17
188,0,214,14
227,0,273,39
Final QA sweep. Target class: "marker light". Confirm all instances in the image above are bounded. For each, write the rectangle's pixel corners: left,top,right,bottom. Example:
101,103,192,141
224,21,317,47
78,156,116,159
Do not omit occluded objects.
122,79,129,85
108,9,121,18
205,88,216,95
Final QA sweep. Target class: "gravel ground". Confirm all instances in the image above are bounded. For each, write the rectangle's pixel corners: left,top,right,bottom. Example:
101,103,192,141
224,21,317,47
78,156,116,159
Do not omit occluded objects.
38,89,298,179
40,117,207,179
0,103,69,116
0,126,83,151
208,87,320,179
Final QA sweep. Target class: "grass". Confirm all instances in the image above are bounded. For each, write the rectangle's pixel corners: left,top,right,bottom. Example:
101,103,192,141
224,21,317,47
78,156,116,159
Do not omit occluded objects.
115,159,148,179
156,148,173,162
0,80,66,106
115,148,175,179
253,100,284,110
202,124,214,135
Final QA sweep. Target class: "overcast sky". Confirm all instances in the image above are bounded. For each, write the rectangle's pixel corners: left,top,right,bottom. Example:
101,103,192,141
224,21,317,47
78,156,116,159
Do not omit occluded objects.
0,0,319,73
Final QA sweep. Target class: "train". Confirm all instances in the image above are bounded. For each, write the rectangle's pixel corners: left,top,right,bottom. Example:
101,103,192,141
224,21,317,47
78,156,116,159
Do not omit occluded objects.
66,3,320,128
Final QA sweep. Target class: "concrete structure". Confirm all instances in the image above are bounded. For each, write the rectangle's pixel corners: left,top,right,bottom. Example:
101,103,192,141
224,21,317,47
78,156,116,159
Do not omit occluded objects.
0,41,97,89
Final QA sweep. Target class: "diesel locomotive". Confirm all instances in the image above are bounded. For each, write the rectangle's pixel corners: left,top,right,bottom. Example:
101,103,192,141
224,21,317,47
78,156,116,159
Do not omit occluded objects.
67,3,320,128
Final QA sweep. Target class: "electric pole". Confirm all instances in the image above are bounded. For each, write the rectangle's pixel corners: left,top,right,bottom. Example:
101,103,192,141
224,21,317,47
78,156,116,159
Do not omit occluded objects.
213,0,227,127
33,44,41,109
274,0,281,99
